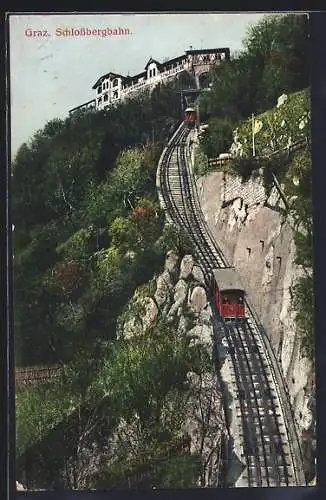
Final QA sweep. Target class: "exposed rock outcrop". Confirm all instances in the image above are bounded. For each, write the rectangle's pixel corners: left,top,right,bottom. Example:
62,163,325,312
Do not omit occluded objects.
154,270,173,306
179,254,194,280
189,286,208,313
164,249,179,277
118,251,225,487
196,167,316,481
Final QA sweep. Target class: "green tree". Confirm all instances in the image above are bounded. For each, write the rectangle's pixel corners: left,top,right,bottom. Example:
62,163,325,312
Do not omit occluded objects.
199,116,235,157
244,13,309,112
109,217,138,251
200,13,309,125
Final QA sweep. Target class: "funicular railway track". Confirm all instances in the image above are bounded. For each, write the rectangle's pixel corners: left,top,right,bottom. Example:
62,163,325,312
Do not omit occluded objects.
157,123,306,487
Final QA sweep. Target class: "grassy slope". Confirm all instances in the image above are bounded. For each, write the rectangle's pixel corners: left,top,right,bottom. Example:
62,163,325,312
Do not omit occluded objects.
235,89,310,156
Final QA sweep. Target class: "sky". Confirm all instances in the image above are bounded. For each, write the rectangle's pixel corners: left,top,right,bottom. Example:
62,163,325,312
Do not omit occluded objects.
9,12,268,158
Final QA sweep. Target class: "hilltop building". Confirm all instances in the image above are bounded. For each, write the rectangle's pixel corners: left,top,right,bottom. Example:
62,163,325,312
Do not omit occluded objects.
69,47,230,115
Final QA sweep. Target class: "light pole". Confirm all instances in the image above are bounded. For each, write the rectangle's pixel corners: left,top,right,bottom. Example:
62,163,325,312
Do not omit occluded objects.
252,113,256,157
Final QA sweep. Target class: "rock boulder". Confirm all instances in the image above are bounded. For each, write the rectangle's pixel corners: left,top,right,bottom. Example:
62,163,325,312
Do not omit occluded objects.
189,286,208,313
179,254,194,280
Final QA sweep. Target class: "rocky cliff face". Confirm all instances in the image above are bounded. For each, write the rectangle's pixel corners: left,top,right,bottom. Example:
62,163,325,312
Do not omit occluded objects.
196,168,315,481
118,250,225,487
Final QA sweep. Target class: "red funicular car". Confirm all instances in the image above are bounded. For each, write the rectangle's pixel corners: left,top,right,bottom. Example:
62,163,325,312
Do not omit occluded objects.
184,107,196,127
211,267,245,320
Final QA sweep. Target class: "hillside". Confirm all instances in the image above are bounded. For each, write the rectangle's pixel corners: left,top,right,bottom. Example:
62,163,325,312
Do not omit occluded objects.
195,88,315,481
13,13,313,490
14,74,220,490
230,88,313,360
231,88,310,156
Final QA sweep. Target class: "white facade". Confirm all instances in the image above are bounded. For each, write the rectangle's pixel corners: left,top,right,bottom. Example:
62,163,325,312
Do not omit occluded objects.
147,61,159,80
69,48,229,115
95,74,123,111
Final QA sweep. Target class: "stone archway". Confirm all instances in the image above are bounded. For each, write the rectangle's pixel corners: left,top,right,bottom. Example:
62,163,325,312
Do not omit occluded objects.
193,67,212,89
198,71,210,89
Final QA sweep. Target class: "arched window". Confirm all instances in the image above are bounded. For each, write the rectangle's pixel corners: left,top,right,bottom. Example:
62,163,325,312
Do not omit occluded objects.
113,91,118,99
104,93,108,102
113,78,118,87
97,97,102,105
152,67,156,76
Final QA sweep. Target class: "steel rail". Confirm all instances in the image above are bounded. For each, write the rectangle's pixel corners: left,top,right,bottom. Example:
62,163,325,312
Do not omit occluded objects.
233,322,288,486
159,125,257,485
185,127,306,486
159,125,266,486
157,122,305,486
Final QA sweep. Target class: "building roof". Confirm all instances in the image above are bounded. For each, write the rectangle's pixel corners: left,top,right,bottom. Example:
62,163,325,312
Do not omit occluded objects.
164,54,185,65
212,268,244,292
69,99,96,113
186,47,230,58
91,47,230,91
144,57,162,69
127,70,147,81
92,72,126,89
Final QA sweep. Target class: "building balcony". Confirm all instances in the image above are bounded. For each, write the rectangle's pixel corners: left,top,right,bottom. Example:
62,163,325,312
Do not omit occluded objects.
123,79,148,94
69,99,96,115
121,65,188,97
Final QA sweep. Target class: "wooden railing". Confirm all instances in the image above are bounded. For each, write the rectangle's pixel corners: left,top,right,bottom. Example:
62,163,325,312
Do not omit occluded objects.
15,365,61,388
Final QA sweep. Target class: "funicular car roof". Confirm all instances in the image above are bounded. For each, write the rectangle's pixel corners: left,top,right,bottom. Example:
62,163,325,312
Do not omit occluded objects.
212,268,244,292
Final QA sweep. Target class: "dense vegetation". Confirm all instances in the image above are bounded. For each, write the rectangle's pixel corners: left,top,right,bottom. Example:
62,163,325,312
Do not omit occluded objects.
16,311,208,489
14,71,208,489
199,13,309,159
196,13,313,360
13,71,195,367
14,13,313,490
228,90,313,360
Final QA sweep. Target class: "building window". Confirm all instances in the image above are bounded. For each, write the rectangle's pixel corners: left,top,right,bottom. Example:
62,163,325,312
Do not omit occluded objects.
104,93,108,102
97,86,102,94
113,91,118,99
97,98,102,105
113,78,118,87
